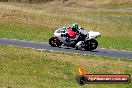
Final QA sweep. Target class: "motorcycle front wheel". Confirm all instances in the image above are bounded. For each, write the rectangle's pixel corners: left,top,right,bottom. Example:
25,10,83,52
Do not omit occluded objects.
83,39,98,51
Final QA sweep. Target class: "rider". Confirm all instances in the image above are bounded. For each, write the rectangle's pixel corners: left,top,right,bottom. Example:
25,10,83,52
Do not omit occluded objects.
65,23,87,42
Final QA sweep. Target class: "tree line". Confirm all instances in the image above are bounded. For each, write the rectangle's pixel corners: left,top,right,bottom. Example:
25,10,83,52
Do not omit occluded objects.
0,0,69,3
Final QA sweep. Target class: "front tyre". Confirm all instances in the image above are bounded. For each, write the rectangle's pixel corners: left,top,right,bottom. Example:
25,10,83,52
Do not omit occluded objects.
83,39,98,51
49,37,62,47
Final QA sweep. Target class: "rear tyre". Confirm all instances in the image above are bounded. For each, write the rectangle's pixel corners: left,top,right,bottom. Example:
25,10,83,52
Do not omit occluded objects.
49,37,62,47
83,39,98,51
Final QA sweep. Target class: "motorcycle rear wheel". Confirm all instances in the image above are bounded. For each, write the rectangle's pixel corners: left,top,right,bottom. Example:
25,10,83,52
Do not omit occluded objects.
49,37,62,47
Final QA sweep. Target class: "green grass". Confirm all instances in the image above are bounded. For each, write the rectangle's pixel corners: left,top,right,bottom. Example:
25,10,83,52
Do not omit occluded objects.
0,45,131,88
0,2,132,50
67,0,132,8
98,36,132,50
0,24,53,42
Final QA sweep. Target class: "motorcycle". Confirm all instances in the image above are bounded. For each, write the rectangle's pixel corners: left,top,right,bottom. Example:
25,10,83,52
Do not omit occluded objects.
49,28,101,51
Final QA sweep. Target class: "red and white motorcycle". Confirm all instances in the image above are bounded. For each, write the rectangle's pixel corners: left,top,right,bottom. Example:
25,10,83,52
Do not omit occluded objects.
49,28,101,51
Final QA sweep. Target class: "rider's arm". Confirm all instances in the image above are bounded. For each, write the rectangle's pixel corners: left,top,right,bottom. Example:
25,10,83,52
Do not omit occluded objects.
78,27,87,36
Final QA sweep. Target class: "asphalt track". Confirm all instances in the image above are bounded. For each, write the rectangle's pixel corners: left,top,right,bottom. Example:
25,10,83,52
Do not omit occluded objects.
0,38,132,59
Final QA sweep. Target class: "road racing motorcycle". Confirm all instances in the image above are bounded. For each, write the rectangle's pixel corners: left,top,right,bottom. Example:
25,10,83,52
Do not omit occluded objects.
49,28,101,51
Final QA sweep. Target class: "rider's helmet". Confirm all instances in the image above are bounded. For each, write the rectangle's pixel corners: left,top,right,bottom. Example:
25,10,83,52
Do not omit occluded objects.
71,23,79,32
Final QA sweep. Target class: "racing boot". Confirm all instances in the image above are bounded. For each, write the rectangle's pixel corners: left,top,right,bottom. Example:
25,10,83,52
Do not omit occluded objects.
75,41,83,50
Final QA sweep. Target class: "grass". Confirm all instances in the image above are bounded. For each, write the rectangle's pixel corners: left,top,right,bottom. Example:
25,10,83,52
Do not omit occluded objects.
0,24,53,42
0,45,131,88
73,0,132,8
0,1,132,50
